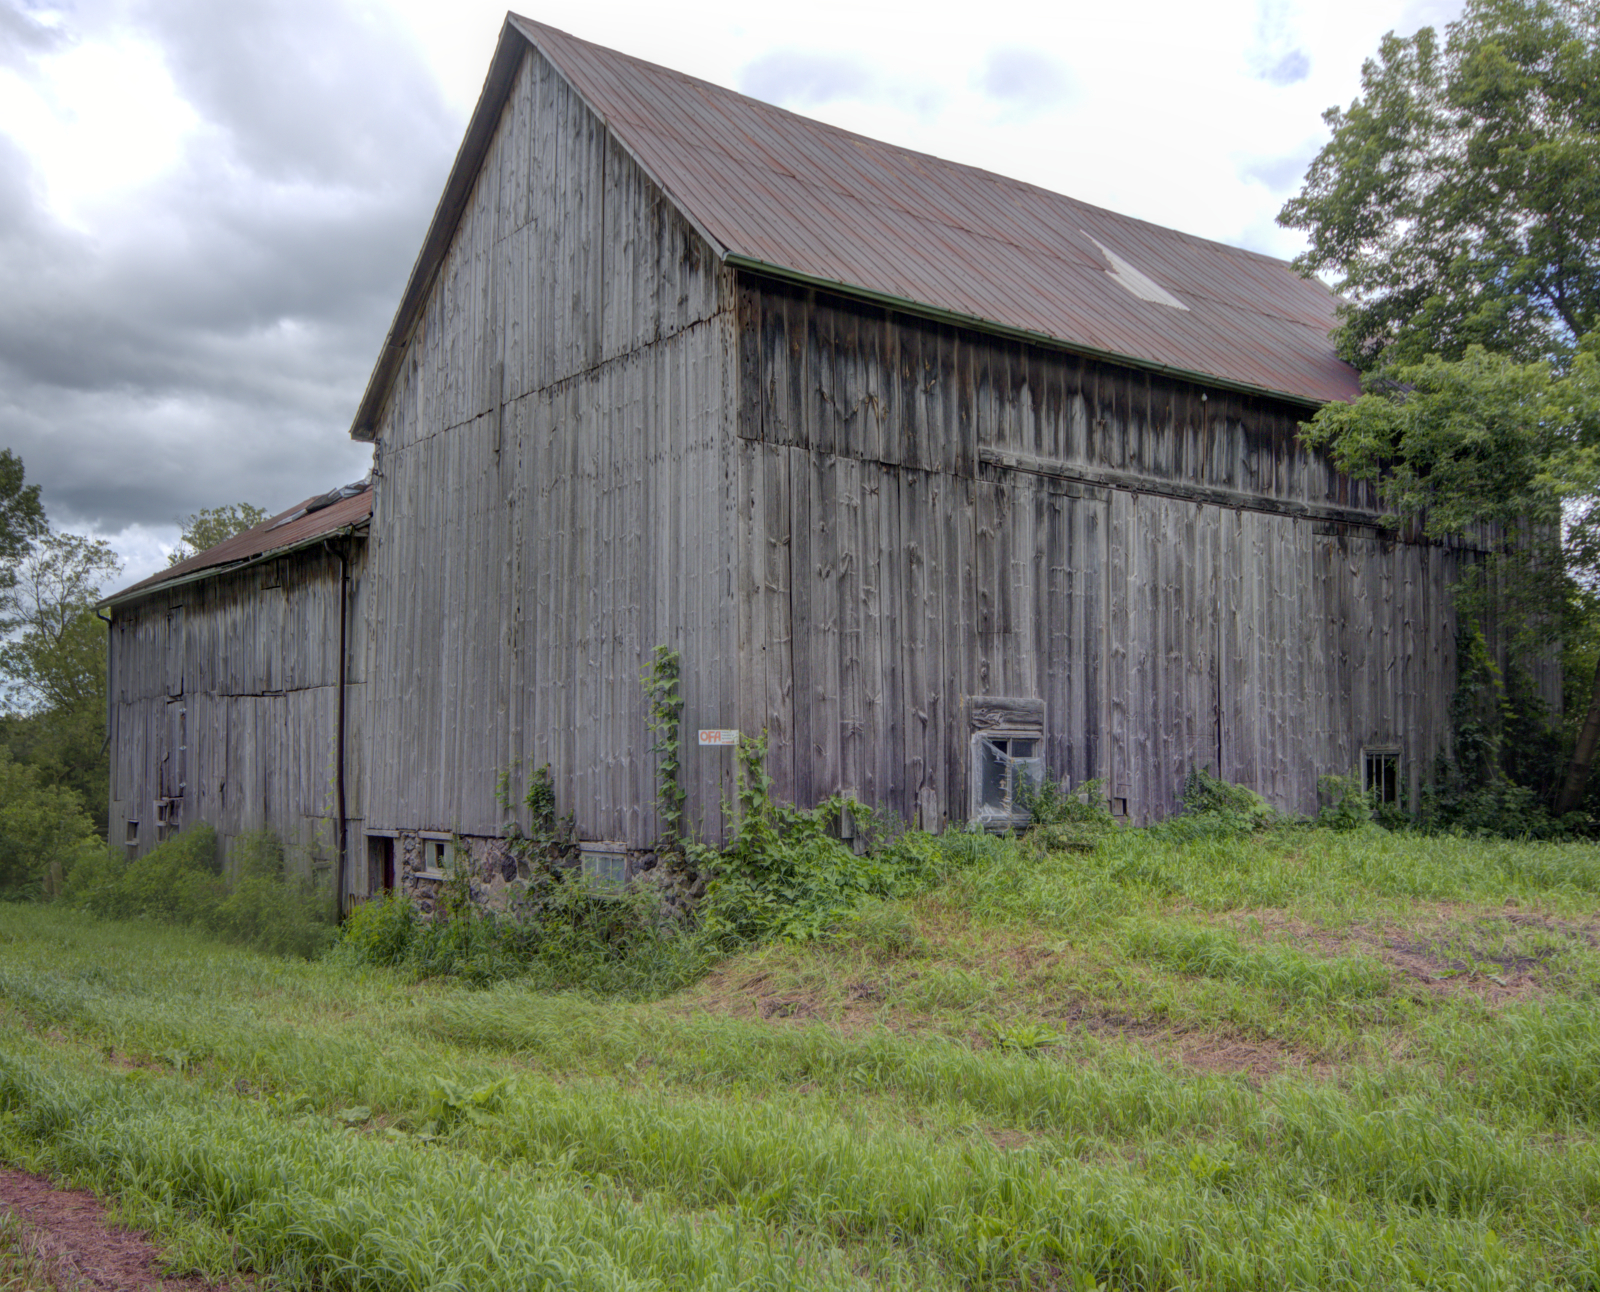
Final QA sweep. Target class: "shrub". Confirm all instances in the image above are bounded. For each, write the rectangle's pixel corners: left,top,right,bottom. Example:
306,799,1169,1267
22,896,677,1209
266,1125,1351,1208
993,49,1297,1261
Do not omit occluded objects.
1141,768,1281,842
1315,772,1376,832
62,824,334,958
1020,775,1116,853
208,830,336,959
0,750,102,901
339,888,417,967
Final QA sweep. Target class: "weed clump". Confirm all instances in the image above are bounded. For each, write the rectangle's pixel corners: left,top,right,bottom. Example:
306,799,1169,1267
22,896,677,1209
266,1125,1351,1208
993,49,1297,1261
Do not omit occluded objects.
1019,775,1117,853
336,864,703,996
63,825,335,958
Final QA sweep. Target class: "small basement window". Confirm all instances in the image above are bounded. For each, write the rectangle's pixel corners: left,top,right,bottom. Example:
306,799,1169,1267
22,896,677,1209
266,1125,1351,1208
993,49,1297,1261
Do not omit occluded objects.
970,734,1045,830
418,833,455,877
1363,748,1400,806
579,842,628,892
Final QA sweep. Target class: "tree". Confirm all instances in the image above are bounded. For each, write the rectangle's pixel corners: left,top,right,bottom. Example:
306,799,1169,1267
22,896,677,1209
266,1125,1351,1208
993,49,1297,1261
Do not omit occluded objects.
0,530,122,831
167,502,270,566
0,750,101,900
0,449,45,595
1280,0,1600,816
1280,0,1600,373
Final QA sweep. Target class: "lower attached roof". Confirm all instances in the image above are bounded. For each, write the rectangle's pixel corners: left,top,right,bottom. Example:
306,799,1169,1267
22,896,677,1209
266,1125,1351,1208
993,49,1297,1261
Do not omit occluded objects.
101,486,371,609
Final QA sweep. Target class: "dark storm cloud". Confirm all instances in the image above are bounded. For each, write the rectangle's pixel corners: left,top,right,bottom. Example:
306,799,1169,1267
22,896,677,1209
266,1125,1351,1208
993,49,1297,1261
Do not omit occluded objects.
977,48,1072,115
0,2,64,70
0,0,460,547
738,50,877,108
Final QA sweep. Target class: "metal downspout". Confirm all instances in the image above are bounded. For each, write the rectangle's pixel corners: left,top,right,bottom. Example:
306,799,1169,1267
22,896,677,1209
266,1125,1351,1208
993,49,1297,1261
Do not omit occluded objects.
326,537,351,920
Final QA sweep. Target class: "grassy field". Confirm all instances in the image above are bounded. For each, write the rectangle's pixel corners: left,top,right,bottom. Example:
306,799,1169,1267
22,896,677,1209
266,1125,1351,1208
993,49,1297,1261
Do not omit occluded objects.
4,824,1600,1289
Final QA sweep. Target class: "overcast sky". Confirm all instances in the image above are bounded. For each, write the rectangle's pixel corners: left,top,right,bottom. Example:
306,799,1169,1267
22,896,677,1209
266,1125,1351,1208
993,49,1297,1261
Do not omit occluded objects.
3,0,1464,591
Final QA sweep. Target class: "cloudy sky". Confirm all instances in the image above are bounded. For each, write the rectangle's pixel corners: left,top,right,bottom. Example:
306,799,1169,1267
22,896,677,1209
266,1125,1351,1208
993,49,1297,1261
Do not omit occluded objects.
3,0,1463,591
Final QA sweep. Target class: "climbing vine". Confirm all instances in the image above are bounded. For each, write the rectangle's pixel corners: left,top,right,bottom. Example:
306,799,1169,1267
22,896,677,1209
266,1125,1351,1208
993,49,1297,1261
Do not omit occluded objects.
642,645,686,850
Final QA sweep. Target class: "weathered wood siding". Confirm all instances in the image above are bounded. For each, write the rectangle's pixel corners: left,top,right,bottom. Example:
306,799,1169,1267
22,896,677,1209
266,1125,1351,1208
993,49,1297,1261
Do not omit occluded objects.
735,278,1465,824
107,540,368,888
363,45,738,847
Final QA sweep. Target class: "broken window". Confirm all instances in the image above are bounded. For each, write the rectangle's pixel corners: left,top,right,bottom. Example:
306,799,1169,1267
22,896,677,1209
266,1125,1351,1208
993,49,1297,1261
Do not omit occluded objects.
419,833,454,876
1363,748,1400,806
970,733,1045,830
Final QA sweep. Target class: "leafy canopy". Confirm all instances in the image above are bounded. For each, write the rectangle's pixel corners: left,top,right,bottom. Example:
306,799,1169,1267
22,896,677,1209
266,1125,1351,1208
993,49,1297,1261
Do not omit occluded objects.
1282,0,1600,814
0,449,44,572
1281,0,1600,372
167,502,270,567
0,529,121,714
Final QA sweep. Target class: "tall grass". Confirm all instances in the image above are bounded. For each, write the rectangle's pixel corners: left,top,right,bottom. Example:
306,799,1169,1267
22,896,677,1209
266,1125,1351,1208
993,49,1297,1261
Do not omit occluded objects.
8,822,1600,1287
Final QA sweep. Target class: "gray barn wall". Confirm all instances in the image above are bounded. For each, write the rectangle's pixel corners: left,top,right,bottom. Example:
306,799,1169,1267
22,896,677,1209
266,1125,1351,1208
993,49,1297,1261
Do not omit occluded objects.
108,540,368,891
363,46,738,848
734,278,1468,824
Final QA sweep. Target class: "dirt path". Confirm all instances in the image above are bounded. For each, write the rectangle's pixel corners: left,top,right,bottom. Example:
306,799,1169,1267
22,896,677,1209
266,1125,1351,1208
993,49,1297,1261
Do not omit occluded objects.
0,1167,238,1291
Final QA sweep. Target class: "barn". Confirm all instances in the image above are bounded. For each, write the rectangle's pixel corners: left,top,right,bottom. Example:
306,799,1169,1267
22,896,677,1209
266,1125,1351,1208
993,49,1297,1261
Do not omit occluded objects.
107,13,1483,904
102,485,371,891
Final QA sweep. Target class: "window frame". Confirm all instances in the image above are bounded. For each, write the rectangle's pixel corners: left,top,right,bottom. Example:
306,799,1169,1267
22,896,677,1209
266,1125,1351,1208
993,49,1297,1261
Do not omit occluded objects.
969,728,1045,830
579,841,629,893
1362,747,1401,807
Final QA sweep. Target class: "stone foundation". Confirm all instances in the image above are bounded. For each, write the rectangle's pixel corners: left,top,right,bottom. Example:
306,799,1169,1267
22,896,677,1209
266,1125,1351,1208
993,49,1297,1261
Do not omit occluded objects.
391,832,697,918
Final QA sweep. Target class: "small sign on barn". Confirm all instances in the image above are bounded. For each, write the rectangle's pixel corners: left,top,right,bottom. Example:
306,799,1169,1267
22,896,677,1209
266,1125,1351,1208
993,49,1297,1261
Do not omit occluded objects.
697,730,740,747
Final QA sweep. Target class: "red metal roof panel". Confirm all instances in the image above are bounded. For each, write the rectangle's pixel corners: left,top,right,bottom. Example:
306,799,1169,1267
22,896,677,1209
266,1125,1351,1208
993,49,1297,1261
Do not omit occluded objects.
511,14,1358,406
103,487,372,606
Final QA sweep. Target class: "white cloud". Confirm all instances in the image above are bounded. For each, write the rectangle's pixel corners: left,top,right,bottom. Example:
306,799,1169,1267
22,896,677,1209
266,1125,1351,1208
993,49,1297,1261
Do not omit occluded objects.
0,0,1471,582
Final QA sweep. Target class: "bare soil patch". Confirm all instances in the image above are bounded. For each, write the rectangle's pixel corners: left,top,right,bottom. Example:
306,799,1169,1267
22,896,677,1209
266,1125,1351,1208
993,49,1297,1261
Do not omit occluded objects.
1220,906,1597,1005
0,1167,237,1291
690,960,1320,1081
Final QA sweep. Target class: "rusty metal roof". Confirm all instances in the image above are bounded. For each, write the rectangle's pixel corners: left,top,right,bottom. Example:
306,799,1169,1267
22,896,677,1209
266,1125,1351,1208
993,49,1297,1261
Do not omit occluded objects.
350,16,1357,440
103,486,371,607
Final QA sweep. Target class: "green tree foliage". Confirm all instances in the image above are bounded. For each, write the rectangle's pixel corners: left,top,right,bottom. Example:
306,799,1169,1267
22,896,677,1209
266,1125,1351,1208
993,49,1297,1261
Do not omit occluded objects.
1280,0,1600,817
1280,0,1600,371
0,449,44,578
0,529,122,830
0,749,101,900
167,502,269,566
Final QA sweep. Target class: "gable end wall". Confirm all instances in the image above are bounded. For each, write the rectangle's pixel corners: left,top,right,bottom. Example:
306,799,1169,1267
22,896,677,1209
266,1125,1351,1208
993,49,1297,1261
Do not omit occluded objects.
363,44,738,848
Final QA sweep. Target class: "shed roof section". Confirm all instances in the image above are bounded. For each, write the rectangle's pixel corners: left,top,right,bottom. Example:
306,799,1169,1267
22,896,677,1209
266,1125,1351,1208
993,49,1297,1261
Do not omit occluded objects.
350,15,1359,440
102,486,371,608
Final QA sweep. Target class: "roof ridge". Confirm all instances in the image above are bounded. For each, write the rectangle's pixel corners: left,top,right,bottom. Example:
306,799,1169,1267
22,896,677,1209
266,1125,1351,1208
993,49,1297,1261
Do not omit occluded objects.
509,13,1303,276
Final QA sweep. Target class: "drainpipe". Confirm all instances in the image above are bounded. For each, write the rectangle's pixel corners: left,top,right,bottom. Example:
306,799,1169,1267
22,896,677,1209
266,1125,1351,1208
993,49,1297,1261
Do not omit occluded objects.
96,610,113,756
325,536,351,920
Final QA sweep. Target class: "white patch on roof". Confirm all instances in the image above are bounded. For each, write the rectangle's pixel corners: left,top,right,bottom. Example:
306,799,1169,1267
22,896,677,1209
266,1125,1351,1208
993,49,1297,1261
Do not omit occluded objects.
1084,233,1189,311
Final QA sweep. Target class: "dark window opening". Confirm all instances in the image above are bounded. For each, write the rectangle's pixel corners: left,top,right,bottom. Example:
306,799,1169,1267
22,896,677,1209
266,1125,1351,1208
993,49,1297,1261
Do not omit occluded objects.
367,836,395,894
1364,749,1400,805
418,836,454,875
